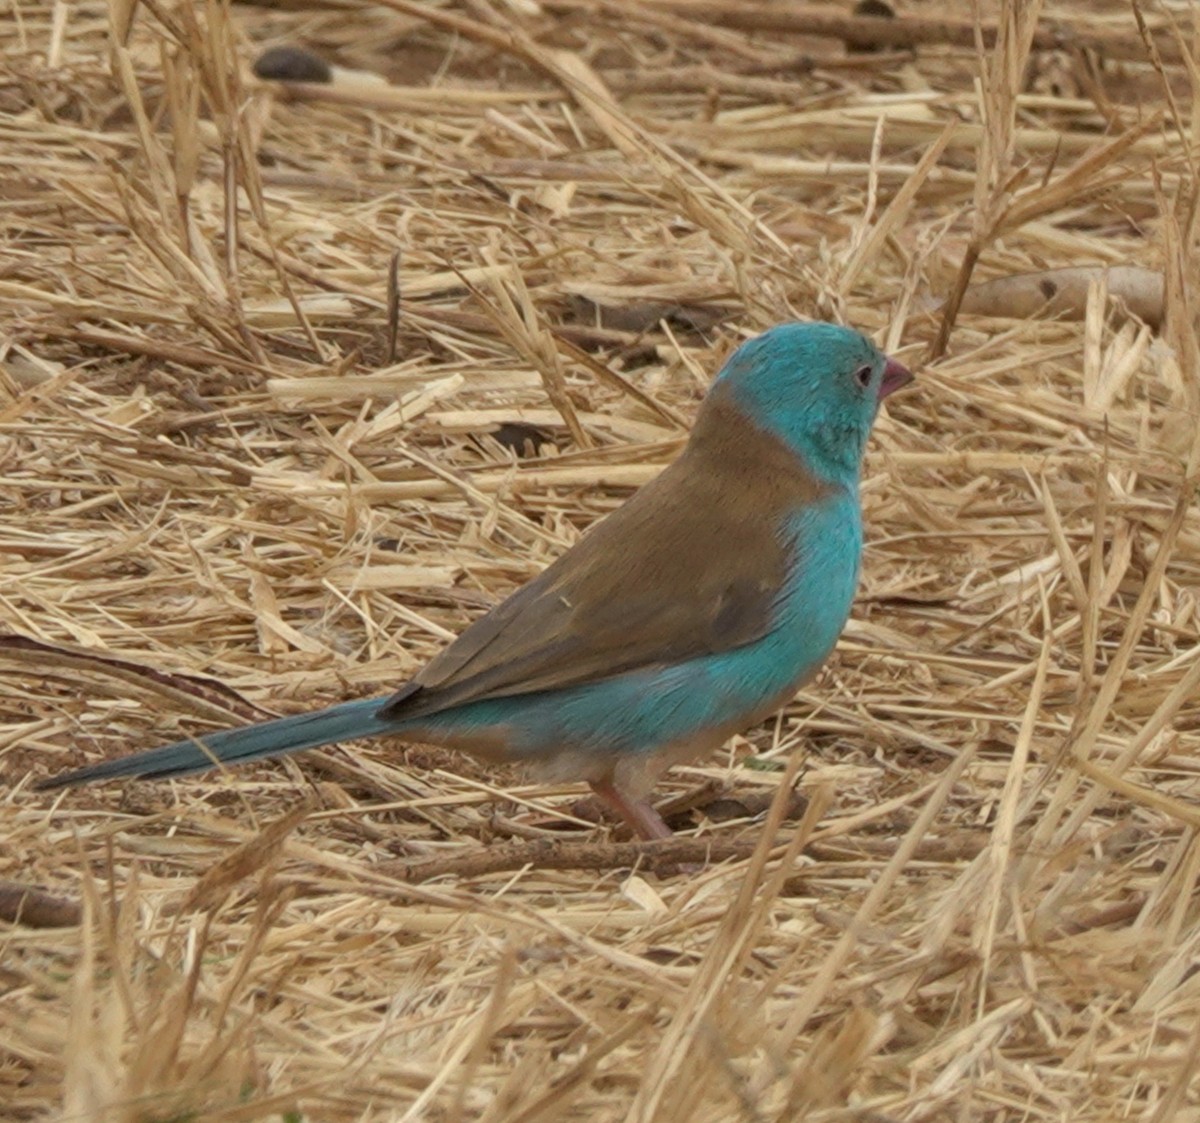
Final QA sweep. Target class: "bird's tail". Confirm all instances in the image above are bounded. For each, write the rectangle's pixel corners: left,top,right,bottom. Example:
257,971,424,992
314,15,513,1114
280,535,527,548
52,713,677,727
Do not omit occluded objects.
35,697,390,790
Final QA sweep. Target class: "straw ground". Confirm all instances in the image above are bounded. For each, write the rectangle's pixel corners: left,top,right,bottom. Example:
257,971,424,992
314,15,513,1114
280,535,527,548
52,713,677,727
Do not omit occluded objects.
4,0,1200,1119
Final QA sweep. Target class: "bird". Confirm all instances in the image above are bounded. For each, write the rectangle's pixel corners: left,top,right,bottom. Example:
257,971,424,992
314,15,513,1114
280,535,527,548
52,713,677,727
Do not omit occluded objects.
37,322,914,839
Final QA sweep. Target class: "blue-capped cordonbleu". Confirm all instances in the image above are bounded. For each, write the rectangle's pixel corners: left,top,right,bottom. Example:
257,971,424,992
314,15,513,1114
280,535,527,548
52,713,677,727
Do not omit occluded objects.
37,322,914,838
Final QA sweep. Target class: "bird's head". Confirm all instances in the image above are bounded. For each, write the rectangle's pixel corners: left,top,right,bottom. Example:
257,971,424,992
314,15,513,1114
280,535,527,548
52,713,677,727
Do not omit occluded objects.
710,321,912,483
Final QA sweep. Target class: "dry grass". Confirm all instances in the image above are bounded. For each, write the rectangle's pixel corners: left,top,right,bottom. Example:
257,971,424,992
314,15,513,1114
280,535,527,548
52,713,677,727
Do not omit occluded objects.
4,0,1200,1119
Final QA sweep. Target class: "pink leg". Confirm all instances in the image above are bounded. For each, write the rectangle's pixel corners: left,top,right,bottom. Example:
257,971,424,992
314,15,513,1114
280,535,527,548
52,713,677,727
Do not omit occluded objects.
590,780,672,840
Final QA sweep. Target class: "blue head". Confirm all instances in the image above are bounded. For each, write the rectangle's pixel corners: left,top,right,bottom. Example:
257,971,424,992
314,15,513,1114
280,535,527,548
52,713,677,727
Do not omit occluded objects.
711,322,912,482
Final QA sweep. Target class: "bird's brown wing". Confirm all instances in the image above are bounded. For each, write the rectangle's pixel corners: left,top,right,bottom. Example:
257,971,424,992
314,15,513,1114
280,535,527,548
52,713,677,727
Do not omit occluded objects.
380,396,832,721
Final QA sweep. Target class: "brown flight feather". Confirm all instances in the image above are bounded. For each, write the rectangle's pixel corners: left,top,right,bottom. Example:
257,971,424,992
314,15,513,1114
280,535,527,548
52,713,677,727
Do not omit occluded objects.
380,386,836,721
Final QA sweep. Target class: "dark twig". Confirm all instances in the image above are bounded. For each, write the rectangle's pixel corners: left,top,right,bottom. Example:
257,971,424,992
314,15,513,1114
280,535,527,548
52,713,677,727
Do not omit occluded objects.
382,836,775,881
0,881,82,928
558,0,1188,65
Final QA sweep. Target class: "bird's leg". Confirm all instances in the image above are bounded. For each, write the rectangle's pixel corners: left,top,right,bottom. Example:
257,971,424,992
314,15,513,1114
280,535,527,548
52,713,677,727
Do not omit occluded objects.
589,780,672,840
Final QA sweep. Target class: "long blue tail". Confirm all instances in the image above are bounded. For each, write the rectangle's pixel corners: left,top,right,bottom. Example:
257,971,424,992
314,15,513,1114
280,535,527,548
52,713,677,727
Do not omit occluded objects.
36,697,391,789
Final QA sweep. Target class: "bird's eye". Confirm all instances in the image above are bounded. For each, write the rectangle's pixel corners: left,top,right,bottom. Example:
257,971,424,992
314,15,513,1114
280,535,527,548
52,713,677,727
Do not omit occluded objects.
854,365,872,388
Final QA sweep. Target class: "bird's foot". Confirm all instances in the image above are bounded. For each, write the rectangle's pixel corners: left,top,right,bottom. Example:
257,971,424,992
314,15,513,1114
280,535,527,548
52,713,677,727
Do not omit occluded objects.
588,780,672,840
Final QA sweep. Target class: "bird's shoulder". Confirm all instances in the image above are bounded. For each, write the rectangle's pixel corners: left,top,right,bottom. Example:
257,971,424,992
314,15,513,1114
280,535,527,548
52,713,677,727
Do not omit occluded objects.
380,393,843,718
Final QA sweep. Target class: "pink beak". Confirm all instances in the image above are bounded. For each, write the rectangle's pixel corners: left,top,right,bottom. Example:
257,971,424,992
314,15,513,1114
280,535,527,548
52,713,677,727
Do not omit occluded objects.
879,356,914,402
